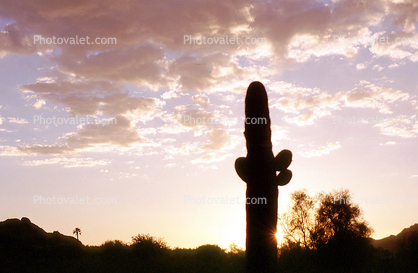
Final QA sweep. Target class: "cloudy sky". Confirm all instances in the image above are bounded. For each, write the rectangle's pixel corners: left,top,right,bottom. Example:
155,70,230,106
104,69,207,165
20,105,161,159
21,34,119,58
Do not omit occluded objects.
1,0,417,249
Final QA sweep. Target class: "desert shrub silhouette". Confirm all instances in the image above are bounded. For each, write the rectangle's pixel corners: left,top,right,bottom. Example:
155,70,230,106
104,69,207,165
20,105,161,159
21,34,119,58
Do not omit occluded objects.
131,233,168,259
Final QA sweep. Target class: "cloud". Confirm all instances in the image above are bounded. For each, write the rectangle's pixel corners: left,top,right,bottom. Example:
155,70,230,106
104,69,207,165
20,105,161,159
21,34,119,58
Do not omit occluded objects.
201,128,233,151
1,0,415,103
284,107,331,126
380,141,396,145
23,157,111,167
157,124,190,135
373,115,418,138
161,90,180,100
271,125,289,146
191,94,210,108
157,125,238,164
0,0,407,93
23,77,164,120
343,84,409,114
163,105,221,129
164,142,204,156
0,146,31,156
17,116,148,155
250,0,388,63
100,93,165,122
54,44,168,87
0,0,250,58
388,63,400,68
191,152,230,164
373,64,384,71
168,55,215,92
21,75,122,95
33,99,46,109
0,0,414,61
8,117,29,124
299,142,341,157
2,0,418,163
386,0,418,32
270,81,411,126
356,63,367,70
0,23,44,56
370,37,417,61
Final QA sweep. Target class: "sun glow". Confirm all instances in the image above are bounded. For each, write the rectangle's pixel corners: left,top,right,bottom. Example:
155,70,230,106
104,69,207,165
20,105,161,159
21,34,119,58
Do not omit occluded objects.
276,229,284,245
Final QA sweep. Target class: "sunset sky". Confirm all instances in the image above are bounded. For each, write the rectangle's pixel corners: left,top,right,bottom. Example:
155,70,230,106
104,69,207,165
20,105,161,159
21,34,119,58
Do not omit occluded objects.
1,0,417,249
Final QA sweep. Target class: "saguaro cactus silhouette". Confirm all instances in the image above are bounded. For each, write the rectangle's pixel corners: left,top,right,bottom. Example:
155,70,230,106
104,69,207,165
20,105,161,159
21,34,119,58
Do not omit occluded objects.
235,81,292,273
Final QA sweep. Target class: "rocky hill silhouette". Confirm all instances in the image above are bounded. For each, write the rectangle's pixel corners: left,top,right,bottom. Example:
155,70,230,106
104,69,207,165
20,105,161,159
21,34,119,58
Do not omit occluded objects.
0,217,81,247
0,217,245,273
372,223,418,252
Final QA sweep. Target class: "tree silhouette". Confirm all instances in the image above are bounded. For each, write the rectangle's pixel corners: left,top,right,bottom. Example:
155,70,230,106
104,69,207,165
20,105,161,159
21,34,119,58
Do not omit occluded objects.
311,189,373,248
73,227,81,241
279,189,315,249
311,189,374,272
277,189,376,272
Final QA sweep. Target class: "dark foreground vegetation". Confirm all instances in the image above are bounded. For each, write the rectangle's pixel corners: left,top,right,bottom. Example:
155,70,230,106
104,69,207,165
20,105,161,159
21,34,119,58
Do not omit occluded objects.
1,235,417,273
1,189,417,273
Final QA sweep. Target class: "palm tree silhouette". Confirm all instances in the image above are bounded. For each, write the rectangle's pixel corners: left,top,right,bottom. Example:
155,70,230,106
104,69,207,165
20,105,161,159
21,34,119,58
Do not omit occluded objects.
73,227,81,241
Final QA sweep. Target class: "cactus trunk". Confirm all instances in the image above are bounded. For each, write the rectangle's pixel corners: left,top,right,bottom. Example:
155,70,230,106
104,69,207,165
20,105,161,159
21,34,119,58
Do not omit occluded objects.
235,82,292,273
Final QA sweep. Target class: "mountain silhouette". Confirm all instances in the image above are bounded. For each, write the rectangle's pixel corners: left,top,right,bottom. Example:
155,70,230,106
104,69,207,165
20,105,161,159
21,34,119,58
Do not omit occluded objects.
372,223,418,252
0,217,81,247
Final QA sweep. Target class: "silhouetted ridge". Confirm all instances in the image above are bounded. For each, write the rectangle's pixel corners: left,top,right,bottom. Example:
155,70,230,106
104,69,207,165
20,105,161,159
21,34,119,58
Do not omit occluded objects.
0,217,81,247
372,223,418,252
